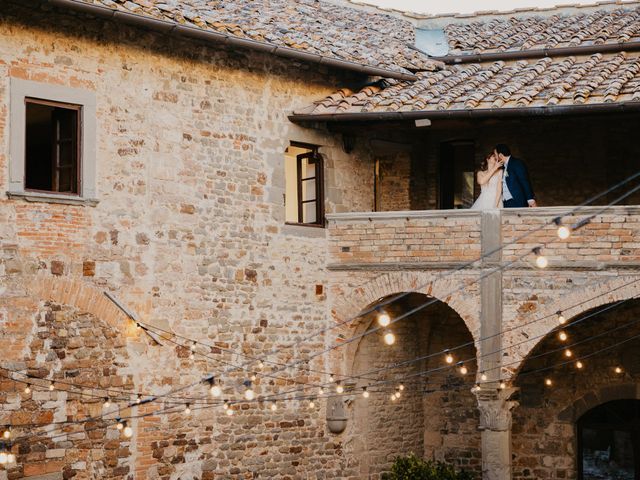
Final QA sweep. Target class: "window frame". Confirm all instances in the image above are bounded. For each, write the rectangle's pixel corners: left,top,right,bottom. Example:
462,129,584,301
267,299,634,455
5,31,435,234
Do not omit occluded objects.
285,142,325,228
24,97,82,196
9,78,97,205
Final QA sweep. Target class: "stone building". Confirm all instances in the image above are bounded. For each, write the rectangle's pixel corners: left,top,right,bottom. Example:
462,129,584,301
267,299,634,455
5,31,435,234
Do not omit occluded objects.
0,1,640,479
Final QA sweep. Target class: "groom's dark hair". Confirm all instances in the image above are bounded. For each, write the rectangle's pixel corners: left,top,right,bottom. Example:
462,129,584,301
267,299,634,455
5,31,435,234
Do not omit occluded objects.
495,144,511,156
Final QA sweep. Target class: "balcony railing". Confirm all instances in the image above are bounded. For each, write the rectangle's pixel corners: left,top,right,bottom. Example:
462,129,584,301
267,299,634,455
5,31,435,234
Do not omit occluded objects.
327,206,640,271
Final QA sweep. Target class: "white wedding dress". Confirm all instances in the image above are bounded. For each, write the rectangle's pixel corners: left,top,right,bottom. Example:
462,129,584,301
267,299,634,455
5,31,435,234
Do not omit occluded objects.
471,170,502,210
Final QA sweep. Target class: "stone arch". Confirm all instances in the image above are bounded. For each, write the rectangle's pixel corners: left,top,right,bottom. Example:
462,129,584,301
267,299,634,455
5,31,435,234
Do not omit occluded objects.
503,275,640,379
557,383,640,423
331,271,480,373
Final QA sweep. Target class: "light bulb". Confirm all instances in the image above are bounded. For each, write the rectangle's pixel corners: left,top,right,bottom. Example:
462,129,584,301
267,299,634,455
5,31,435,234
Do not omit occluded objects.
329,374,335,383
2,429,10,439
258,361,265,370
49,382,55,391
480,372,487,382
535,254,548,269
189,353,195,360
383,332,395,345
103,398,111,409
565,349,573,358
398,384,405,391
210,384,222,397
309,400,315,409
244,388,255,401
557,312,566,324
377,312,391,327
499,382,506,390
557,225,571,240
24,384,31,394
223,401,229,410
116,421,124,431
270,402,277,411
225,408,234,416
459,364,468,375
190,342,196,351
391,393,397,401
336,383,344,394
545,378,553,386
558,331,568,341
445,352,454,364
184,404,191,415
7,453,15,464
318,387,325,395
394,389,401,398
615,366,623,374
0,452,7,464
362,387,369,398
576,361,584,369
123,426,133,438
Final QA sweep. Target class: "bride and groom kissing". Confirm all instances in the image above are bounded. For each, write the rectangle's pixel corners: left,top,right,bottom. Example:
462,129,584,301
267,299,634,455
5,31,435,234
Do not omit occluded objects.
471,144,537,210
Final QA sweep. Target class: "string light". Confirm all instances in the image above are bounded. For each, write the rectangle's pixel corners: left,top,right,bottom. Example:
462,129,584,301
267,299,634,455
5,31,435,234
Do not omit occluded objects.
377,311,391,327
394,388,401,398
309,400,315,409
576,361,584,369
2,428,10,440
257,361,265,370
135,394,142,404
499,382,506,390
615,366,623,374
480,372,488,382
391,393,397,401
336,381,344,394
226,408,234,416
250,372,257,382
362,387,369,398
270,402,277,411
0,452,7,465
557,311,566,324
558,331,568,341
116,418,124,430
209,378,222,398
533,247,548,269
564,349,573,358
445,350,454,364
398,384,405,391
545,378,553,387
458,362,468,375
123,424,133,438
383,331,396,345
554,218,571,240
329,374,335,383
223,400,229,410
184,403,191,415
103,398,111,409
243,381,255,401
23,384,31,394
318,387,325,395
49,381,55,391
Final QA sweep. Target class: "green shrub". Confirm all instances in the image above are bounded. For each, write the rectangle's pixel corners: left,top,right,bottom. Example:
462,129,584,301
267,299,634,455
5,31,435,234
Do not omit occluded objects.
381,453,474,480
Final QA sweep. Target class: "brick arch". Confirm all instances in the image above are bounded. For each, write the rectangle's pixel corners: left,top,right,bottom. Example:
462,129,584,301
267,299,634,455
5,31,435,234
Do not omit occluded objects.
27,274,132,332
504,276,640,380
331,271,480,374
557,383,640,423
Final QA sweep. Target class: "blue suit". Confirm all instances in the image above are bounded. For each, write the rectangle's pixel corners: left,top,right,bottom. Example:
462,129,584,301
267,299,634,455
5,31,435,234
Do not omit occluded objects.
503,157,535,208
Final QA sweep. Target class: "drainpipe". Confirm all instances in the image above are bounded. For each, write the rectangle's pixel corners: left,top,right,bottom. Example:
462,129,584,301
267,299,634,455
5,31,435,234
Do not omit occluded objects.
46,0,419,81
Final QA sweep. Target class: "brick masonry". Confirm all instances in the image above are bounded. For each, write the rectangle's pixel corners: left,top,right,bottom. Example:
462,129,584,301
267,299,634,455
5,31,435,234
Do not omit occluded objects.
1,2,640,480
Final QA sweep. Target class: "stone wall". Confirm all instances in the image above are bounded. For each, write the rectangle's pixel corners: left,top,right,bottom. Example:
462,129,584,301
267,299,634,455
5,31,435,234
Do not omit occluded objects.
0,2,377,478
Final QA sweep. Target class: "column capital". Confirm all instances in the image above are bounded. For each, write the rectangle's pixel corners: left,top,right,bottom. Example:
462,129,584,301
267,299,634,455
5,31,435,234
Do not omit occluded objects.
476,388,519,432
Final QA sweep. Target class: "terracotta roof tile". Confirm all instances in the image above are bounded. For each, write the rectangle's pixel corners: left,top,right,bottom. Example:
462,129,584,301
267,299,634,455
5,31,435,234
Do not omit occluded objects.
295,51,640,116
62,0,439,75
444,5,640,55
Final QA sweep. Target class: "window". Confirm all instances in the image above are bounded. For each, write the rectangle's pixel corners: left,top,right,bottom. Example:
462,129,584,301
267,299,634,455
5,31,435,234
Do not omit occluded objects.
439,140,475,209
25,99,80,194
9,78,97,204
284,144,324,226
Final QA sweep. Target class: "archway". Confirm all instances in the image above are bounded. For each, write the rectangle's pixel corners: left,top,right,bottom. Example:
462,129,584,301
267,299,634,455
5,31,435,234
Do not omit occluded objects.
511,298,640,479
347,292,480,478
578,400,640,480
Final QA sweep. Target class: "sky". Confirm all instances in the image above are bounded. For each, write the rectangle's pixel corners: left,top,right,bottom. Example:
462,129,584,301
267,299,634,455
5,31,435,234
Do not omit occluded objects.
354,0,603,15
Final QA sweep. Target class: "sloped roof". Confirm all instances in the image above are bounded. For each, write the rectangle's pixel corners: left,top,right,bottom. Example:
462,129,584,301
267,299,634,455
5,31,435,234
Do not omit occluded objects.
50,0,439,79
443,5,640,55
292,4,640,120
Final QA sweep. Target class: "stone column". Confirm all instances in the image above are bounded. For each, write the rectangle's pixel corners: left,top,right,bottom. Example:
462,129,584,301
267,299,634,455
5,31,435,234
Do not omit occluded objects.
478,210,516,480
477,389,518,480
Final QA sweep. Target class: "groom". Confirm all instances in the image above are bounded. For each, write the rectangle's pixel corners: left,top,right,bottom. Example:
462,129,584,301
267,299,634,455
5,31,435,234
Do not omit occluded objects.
494,144,537,208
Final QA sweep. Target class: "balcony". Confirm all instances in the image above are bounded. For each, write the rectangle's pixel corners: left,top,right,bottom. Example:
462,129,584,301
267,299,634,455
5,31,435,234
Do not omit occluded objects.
327,205,640,271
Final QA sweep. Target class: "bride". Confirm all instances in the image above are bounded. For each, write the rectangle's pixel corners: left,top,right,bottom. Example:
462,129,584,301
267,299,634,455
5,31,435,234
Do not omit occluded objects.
471,153,503,210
